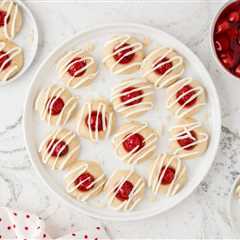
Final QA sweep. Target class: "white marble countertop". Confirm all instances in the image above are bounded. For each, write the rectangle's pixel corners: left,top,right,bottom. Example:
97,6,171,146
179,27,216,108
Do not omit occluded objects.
0,0,239,238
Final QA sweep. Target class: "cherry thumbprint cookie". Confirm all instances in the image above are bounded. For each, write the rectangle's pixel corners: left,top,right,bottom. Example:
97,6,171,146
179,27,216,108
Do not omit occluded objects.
76,98,115,142
169,118,209,160
166,78,206,119
57,49,97,89
148,154,187,197
104,169,145,211
112,121,158,165
103,35,144,74
39,128,80,170
35,84,78,126
111,78,154,119
0,0,22,40
0,38,23,81
64,160,106,201
142,47,184,88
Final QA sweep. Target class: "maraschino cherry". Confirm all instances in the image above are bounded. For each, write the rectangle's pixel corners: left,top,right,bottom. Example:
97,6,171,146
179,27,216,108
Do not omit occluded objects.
120,86,143,106
85,111,107,132
153,57,173,75
122,133,145,153
74,172,95,192
159,166,176,185
0,10,9,27
176,84,197,108
47,139,69,157
115,180,134,201
67,57,87,77
113,43,135,64
177,130,197,151
0,51,11,70
46,97,65,116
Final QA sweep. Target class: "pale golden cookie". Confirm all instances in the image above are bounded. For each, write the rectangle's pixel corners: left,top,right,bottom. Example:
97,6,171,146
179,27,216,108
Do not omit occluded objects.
35,84,78,126
142,47,184,88
103,35,144,74
104,169,145,211
39,128,80,170
64,160,106,201
112,121,159,165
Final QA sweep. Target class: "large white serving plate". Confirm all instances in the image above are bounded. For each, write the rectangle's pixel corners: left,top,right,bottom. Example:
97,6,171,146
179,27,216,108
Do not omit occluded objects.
23,23,221,221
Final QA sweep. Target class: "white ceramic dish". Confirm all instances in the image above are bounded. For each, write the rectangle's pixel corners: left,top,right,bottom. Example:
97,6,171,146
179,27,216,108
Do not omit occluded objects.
0,0,38,86
23,23,221,221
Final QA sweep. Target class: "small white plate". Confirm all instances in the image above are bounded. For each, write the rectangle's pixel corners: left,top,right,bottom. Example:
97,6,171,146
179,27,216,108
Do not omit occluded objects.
0,0,38,86
23,23,221,221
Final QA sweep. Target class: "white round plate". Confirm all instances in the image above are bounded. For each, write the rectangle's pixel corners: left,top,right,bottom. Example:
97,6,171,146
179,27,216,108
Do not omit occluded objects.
23,23,221,221
0,0,38,86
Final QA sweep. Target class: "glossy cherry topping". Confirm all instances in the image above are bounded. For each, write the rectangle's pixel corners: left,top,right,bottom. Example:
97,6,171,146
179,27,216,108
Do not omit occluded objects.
120,86,143,106
214,0,240,77
153,57,173,75
67,57,87,77
0,10,9,27
46,96,65,116
115,180,134,201
74,172,95,192
122,133,145,153
113,43,135,64
85,111,107,132
177,130,197,151
176,84,197,108
0,51,11,70
47,139,69,157
159,166,176,185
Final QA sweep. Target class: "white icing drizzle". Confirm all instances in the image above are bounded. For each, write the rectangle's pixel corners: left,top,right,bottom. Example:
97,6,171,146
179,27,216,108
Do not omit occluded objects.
0,41,21,81
1,0,18,39
77,101,113,142
39,129,79,170
35,85,78,126
56,49,97,89
105,170,145,211
142,47,184,88
102,35,143,74
148,154,186,196
112,122,158,165
167,78,206,119
65,162,105,202
169,120,209,159
111,78,154,118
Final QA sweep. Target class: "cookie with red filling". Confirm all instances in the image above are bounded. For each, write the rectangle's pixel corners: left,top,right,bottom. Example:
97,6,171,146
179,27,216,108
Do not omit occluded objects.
35,84,78,126
104,170,145,211
142,47,184,88
103,35,144,74
76,98,115,142
167,78,206,119
64,160,106,201
148,154,187,196
39,128,80,170
111,78,154,119
57,49,97,89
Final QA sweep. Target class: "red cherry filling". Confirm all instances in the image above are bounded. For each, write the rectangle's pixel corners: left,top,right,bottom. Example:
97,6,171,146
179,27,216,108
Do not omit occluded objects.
0,10,9,27
74,172,95,192
120,86,143,106
159,166,176,185
67,57,87,77
177,130,197,151
47,139,69,157
46,96,65,116
115,180,134,201
153,57,173,75
0,51,11,70
85,111,107,132
122,133,145,153
176,84,197,108
113,43,135,64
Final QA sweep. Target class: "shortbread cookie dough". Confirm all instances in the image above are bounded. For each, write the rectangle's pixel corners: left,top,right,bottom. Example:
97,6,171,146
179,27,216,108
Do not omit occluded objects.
142,47,184,88
167,78,206,119
57,49,97,89
111,78,154,119
0,0,22,39
103,35,144,74
64,160,106,201
76,98,115,142
104,169,145,211
112,121,159,165
39,128,80,170
169,118,209,160
35,84,78,126
148,154,187,196
0,38,23,81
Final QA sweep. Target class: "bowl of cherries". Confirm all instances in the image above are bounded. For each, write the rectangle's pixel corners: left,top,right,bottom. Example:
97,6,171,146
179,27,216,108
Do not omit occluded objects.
211,0,240,78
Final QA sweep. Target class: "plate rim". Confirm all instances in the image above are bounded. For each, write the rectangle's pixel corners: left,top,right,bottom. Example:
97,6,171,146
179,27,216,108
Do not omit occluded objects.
23,22,222,221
